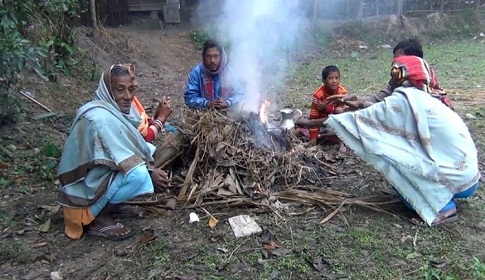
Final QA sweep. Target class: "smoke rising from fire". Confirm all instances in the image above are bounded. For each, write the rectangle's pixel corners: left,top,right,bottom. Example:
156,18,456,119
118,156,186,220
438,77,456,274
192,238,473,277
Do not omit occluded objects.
195,0,310,113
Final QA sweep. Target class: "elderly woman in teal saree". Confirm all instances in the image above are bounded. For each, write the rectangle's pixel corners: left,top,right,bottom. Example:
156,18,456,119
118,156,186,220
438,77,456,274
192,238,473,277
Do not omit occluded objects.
57,63,172,240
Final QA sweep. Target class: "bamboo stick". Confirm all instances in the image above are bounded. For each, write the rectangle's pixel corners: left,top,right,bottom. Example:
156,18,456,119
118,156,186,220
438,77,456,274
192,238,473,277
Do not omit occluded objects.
19,90,52,112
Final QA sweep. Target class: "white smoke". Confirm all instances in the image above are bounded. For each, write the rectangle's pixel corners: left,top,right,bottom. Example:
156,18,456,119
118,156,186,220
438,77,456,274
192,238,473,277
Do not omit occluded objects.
196,0,310,113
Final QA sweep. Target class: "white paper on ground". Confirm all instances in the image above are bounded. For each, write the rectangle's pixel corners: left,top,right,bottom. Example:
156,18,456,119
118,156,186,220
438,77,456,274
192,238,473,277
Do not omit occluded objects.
189,212,199,223
228,215,262,238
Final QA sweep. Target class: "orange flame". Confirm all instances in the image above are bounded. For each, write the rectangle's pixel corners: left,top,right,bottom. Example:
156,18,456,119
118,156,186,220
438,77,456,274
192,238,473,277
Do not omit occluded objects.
259,99,271,124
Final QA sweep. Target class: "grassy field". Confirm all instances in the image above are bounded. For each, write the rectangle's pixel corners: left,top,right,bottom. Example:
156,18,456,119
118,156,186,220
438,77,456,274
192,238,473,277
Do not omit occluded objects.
285,40,485,110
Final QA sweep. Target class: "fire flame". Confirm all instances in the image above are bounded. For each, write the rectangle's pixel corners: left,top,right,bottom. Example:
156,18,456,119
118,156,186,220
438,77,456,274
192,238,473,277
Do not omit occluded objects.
259,99,271,124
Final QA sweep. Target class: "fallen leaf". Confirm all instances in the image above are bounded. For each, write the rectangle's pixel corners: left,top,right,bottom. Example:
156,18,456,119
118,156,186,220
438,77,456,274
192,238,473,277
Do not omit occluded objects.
164,198,177,210
260,229,275,242
225,174,237,193
262,240,278,251
208,216,218,228
261,249,271,259
406,252,422,260
429,260,447,269
39,218,51,233
139,229,156,244
32,242,48,248
271,248,291,257
217,247,229,253
114,248,128,257
38,205,61,216
308,256,332,273
0,162,9,169
217,188,234,196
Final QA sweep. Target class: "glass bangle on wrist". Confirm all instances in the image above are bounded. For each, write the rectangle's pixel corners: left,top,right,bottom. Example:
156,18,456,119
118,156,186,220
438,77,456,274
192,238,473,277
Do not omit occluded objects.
153,119,165,133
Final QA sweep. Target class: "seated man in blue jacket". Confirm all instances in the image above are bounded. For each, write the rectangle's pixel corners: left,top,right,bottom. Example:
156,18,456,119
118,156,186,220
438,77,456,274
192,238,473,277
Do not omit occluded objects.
184,38,243,109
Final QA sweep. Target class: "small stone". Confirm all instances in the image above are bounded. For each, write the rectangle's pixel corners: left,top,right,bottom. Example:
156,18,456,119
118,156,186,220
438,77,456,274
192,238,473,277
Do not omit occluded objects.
465,113,476,120
50,271,63,280
165,198,177,210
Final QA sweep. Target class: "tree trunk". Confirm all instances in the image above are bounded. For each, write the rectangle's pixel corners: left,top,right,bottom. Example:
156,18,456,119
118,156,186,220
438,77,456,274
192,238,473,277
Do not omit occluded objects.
312,0,318,22
396,0,403,17
90,0,97,28
374,0,379,16
346,0,352,19
355,0,364,20
439,0,446,16
475,0,482,23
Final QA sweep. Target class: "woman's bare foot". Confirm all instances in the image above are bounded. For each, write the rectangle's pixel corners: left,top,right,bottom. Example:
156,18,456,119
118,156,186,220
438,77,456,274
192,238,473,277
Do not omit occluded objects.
409,207,458,226
337,142,347,153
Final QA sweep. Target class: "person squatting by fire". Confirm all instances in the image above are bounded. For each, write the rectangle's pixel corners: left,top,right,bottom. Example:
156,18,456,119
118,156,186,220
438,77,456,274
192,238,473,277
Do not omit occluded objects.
184,39,244,109
57,63,173,240
325,55,479,226
293,65,347,152
326,38,453,110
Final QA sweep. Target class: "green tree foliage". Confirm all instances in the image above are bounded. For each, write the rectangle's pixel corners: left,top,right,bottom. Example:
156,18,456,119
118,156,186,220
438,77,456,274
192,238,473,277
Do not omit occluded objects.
0,0,81,124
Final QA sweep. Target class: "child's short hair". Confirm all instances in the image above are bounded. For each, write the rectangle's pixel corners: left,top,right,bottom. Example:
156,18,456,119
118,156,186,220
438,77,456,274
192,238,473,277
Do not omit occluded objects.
393,38,424,58
322,65,340,80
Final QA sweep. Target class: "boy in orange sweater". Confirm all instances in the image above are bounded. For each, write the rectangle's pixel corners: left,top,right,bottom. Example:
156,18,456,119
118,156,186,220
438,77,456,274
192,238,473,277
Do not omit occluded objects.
309,65,347,151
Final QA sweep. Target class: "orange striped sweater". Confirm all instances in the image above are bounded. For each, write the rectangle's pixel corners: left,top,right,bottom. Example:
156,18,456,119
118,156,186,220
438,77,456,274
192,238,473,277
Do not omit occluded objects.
309,84,347,139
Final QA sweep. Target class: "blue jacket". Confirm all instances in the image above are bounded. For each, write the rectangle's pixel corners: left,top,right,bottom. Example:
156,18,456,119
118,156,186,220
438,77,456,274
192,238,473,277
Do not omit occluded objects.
184,64,243,109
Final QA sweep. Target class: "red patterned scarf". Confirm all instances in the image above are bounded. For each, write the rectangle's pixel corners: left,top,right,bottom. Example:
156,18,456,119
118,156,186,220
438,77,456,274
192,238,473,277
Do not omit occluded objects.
391,56,431,92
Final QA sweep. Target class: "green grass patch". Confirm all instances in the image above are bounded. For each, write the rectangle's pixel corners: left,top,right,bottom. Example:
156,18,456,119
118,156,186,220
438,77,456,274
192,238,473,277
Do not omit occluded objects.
285,39,484,110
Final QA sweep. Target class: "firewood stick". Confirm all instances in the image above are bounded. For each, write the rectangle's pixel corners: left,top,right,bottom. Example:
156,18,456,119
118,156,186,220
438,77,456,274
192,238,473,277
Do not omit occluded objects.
178,145,200,199
19,90,52,112
313,155,338,175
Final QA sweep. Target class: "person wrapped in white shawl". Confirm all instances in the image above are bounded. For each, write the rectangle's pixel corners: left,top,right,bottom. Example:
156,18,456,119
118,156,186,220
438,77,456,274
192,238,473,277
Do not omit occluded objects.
325,55,480,226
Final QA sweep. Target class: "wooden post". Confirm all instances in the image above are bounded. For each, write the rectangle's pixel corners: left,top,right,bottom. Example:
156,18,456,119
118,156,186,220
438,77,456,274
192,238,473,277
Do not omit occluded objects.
90,0,97,27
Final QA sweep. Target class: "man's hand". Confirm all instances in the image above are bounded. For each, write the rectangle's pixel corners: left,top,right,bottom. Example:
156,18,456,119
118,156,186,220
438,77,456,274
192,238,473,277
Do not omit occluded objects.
343,100,363,110
207,98,228,109
214,98,228,109
207,100,217,108
150,168,170,193
333,107,344,114
326,94,357,106
154,96,173,123
315,102,326,111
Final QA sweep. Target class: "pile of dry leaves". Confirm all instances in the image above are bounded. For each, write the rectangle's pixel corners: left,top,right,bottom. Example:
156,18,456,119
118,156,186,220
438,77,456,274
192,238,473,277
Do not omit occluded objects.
144,108,395,219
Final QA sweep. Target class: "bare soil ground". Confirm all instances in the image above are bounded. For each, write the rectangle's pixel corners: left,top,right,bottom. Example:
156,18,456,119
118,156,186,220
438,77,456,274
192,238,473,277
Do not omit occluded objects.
1,16,484,280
